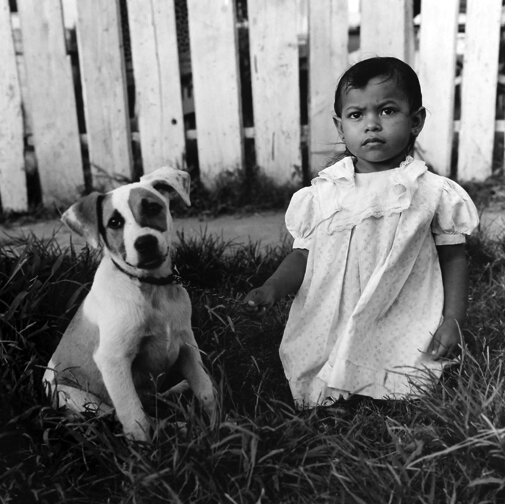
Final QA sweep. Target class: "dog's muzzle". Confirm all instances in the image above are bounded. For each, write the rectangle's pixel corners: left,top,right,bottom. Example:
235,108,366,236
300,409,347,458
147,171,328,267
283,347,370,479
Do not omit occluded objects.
134,234,167,269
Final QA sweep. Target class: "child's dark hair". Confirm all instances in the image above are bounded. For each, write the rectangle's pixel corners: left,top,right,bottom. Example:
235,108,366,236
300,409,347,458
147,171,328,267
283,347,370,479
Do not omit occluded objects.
333,57,423,117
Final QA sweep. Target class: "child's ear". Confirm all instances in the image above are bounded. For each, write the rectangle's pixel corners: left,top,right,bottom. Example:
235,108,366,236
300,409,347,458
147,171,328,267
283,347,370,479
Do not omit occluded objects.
411,106,426,137
333,115,344,139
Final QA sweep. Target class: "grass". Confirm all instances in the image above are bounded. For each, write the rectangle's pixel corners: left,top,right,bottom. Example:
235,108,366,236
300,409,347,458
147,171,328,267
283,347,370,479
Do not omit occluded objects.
0,231,504,503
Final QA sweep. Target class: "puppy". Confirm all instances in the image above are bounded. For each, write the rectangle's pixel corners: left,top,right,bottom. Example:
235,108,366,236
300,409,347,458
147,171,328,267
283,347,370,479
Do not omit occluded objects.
43,167,216,441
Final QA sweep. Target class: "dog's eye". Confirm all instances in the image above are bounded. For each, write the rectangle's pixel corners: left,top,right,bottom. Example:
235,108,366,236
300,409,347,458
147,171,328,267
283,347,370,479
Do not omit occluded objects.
143,200,163,217
107,212,124,230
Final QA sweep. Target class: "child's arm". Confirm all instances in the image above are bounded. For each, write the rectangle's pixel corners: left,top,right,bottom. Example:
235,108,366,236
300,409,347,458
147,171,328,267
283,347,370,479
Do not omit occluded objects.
243,248,309,312
428,243,469,360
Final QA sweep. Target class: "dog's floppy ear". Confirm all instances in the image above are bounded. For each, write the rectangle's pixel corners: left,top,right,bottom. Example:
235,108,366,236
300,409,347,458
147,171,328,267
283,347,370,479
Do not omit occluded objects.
140,166,191,206
62,192,103,248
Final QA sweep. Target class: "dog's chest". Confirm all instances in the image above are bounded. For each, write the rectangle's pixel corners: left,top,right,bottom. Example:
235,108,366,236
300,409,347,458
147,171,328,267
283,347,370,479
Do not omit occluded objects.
87,264,191,358
135,289,172,334
133,288,184,376
139,283,191,335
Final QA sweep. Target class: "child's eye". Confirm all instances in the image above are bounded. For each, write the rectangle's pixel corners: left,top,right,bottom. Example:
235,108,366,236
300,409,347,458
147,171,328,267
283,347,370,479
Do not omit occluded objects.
381,107,396,116
347,111,361,119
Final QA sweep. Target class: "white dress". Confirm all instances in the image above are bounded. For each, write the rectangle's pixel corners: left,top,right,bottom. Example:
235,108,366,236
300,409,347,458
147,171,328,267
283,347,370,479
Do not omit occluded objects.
280,156,480,408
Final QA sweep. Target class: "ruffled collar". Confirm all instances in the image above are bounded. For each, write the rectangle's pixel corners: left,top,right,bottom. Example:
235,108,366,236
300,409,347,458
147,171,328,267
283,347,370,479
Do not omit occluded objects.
313,156,428,221
317,155,421,182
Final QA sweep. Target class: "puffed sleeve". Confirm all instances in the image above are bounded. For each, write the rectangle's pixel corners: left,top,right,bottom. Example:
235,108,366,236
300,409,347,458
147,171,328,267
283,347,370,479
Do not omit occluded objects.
285,187,320,250
431,178,479,246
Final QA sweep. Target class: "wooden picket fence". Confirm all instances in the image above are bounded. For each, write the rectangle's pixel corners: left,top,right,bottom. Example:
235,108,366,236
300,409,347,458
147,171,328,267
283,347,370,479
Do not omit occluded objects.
0,0,503,212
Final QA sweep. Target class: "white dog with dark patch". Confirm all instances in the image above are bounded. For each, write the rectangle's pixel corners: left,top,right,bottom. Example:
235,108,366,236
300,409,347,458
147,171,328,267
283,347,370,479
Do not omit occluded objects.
43,167,216,441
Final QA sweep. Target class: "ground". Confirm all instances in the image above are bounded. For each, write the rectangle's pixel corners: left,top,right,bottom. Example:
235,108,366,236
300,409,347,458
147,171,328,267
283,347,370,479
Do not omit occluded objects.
0,210,289,251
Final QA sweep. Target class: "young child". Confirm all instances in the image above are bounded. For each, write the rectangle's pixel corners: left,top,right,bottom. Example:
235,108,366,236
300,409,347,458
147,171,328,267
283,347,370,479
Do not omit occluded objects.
244,57,480,408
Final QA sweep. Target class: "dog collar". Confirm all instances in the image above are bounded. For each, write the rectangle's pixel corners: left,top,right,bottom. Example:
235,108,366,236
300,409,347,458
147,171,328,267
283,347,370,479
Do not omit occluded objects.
111,258,182,286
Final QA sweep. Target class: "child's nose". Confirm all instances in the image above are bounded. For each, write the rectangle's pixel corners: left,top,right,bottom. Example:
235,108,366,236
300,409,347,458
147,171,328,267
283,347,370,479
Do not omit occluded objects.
364,113,381,131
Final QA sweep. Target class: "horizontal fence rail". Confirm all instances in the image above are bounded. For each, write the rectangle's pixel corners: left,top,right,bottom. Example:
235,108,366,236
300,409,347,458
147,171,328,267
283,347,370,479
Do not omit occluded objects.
0,0,504,212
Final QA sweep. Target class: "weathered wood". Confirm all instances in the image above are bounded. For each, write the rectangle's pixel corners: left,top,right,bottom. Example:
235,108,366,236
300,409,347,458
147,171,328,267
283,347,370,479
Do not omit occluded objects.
248,0,301,185
360,0,414,63
17,0,83,206
3,0,505,213
0,0,27,211
308,0,348,174
61,0,77,27
458,0,502,181
416,0,459,177
75,0,132,190
10,13,34,141
186,0,244,187
126,0,185,174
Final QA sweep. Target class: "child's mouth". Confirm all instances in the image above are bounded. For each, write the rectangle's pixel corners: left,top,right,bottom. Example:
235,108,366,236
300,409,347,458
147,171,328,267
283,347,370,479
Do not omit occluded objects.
362,137,385,146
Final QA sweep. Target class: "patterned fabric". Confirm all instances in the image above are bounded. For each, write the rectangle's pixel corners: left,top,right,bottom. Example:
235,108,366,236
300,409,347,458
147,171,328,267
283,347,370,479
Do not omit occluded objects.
280,156,480,408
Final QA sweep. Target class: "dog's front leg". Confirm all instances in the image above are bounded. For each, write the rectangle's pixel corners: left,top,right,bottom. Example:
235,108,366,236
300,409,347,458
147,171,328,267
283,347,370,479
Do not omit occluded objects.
177,333,217,425
94,327,150,441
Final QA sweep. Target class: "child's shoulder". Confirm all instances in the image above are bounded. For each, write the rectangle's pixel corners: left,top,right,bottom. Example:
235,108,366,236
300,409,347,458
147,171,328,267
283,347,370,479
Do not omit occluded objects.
418,169,478,218
419,168,446,188
420,169,468,194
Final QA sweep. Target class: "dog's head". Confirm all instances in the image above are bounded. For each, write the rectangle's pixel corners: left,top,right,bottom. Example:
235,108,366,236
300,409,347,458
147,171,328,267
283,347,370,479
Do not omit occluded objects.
62,167,191,278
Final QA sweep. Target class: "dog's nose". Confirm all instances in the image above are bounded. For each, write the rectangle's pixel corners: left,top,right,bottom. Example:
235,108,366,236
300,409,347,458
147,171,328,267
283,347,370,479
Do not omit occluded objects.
134,235,158,253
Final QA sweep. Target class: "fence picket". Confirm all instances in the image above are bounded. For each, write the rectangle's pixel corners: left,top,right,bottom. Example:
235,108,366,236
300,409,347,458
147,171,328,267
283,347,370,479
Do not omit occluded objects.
126,0,185,174
248,0,302,185
360,0,414,63
186,0,244,187
0,0,26,212
17,0,83,206
76,0,132,190
308,0,348,174
1,1,504,212
458,0,502,181
416,0,459,176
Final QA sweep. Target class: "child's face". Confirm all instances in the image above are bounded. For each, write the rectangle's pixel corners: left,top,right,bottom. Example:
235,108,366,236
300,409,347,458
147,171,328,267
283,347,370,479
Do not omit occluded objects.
334,76,425,173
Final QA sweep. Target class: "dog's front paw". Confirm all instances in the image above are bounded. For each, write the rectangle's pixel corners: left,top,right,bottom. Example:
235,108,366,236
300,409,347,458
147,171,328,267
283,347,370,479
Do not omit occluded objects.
199,388,218,428
123,416,151,442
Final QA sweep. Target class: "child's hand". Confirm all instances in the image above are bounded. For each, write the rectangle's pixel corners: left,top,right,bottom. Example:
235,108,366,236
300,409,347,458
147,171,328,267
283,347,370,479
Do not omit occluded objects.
243,284,277,314
427,318,461,360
